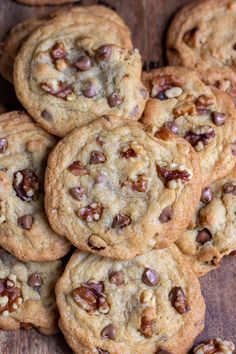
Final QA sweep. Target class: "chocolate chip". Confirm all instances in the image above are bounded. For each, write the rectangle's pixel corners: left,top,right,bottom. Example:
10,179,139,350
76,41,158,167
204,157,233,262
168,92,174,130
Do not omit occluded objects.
200,187,213,204
13,169,40,202
97,349,109,354
212,111,226,126
157,166,190,183
75,56,91,71
233,43,236,50
130,105,139,118
69,187,85,200
41,110,52,120
159,207,173,223
196,229,212,244
230,250,236,256
96,45,112,61
82,84,96,98
50,42,67,60
140,88,148,99
223,182,236,195
107,92,123,107
68,161,87,176
121,148,137,159
231,142,236,156
163,121,179,134
27,273,43,289
0,138,7,153
155,349,171,354
90,151,106,164
111,213,131,229
109,271,124,285
169,287,190,314
101,324,116,340
142,268,159,286
184,127,215,147
18,215,34,230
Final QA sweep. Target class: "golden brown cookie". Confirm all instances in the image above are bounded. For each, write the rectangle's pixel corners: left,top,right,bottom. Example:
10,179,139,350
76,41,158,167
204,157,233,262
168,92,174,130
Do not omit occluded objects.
56,246,206,354
0,111,70,261
176,166,236,277
141,67,236,185
0,5,130,83
193,338,235,354
14,8,145,137
0,248,62,334
45,116,201,258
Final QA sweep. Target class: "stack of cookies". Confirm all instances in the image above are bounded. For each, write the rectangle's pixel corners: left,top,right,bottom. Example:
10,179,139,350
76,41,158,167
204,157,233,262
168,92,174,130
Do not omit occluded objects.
0,1,235,353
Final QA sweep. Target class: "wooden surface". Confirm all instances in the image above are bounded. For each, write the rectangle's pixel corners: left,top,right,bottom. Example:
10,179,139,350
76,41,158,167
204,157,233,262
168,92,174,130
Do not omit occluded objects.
0,0,236,353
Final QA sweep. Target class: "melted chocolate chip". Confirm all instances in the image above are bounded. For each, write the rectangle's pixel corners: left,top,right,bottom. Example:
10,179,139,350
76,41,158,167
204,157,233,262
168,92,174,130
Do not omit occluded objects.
41,110,52,121
109,271,124,285
200,187,213,204
121,148,137,159
0,138,7,153
223,182,236,195
90,151,106,164
96,45,112,61
184,127,215,147
212,111,226,126
101,324,116,340
108,92,123,107
196,229,212,244
18,215,34,230
27,273,43,289
83,84,96,98
159,207,173,223
111,213,131,229
69,187,85,200
142,268,159,286
50,42,67,61
75,55,92,71
97,349,109,354
157,166,190,183
169,287,190,314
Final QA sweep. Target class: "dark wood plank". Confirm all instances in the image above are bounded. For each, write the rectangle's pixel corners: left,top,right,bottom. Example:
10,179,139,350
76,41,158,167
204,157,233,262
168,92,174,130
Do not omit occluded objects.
0,0,236,352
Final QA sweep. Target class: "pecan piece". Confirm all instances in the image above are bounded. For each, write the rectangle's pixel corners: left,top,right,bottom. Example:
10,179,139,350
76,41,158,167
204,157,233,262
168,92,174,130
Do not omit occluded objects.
157,166,190,184
108,271,124,286
78,203,103,222
169,287,190,314
140,307,156,338
123,174,148,192
50,42,67,61
121,148,137,159
13,169,40,202
0,277,22,314
41,81,73,100
68,161,87,176
184,126,215,148
111,213,131,229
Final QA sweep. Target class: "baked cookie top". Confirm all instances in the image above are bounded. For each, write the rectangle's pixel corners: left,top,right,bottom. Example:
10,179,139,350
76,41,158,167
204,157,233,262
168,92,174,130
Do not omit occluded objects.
0,111,70,261
193,338,235,354
0,247,62,335
141,67,236,185
45,116,201,258
56,246,205,354
176,165,236,277
0,5,130,83
167,0,236,75
14,9,146,137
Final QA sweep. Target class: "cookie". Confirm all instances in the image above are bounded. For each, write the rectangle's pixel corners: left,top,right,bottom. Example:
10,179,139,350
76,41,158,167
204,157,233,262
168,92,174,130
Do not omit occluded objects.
193,338,235,354
56,246,206,354
14,9,145,137
166,0,236,101
0,247,61,334
176,166,236,277
0,111,70,261
141,67,236,185
45,116,201,258
0,5,130,83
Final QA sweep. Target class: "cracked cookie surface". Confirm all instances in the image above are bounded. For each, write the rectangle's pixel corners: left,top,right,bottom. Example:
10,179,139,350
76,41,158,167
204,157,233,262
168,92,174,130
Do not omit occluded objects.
45,116,201,258
0,111,70,261
141,67,236,185
0,247,62,334
176,166,236,277
56,246,205,354
13,8,146,137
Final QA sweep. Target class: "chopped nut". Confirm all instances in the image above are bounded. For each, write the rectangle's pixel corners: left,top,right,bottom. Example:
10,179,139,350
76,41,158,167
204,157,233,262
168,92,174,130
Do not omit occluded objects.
78,203,103,222
165,87,183,98
111,213,131,229
13,169,39,202
68,161,87,176
109,271,124,286
121,148,137,159
169,287,190,314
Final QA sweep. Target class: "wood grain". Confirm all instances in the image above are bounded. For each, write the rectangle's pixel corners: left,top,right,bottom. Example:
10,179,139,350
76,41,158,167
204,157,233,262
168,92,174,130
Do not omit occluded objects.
0,0,236,353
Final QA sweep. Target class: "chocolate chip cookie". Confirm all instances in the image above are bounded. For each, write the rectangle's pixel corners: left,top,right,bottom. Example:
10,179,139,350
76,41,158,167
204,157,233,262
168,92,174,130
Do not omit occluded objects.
45,116,201,258
0,111,70,261
56,246,206,354
176,165,236,277
14,9,145,137
0,5,130,83
141,67,236,185
0,248,61,334
193,338,235,354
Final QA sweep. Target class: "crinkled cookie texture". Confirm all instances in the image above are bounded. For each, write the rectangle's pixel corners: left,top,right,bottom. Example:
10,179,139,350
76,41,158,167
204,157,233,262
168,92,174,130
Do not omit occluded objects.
167,0,236,78
0,248,62,334
0,111,70,261
193,338,235,354
14,9,146,137
141,67,236,185
176,166,236,277
0,5,130,83
45,116,201,258
56,246,205,354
